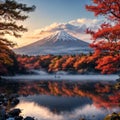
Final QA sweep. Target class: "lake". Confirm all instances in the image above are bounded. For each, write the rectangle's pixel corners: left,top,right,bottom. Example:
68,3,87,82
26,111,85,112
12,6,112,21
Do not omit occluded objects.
0,77,120,120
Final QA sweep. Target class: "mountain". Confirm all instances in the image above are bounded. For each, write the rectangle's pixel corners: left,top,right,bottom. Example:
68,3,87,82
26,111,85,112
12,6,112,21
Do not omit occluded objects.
14,31,92,55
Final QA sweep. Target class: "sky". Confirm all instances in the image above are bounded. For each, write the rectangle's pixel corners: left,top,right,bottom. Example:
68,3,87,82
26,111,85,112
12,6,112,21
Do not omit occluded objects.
19,0,94,29
10,0,103,47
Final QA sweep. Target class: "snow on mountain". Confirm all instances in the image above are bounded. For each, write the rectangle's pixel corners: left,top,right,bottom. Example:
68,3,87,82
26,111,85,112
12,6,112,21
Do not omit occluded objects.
14,31,92,55
55,31,78,41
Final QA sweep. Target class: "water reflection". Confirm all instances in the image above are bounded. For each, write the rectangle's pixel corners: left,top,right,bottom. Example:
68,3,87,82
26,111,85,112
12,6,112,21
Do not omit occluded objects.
15,81,120,109
16,96,119,120
0,79,120,120
19,95,92,112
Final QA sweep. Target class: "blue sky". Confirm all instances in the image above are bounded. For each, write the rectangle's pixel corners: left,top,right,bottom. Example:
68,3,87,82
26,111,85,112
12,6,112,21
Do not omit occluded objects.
14,0,102,47
19,0,94,29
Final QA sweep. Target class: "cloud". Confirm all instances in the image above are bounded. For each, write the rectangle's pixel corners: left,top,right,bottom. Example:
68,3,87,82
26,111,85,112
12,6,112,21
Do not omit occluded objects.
69,18,99,25
34,22,86,34
16,101,111,120
69,18,86,24
24,18,102,44
27,23,87,40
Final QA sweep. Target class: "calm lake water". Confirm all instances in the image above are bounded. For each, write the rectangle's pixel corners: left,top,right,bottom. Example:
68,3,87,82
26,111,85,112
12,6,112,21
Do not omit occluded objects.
0,78,120,120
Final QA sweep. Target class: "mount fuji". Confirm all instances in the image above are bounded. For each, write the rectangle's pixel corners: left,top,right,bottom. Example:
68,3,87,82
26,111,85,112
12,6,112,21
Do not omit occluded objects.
14,31,92,55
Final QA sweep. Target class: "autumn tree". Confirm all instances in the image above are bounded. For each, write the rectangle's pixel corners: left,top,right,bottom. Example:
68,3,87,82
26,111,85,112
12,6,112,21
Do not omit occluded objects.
0,0,35,75
73,55,97,73
86,0,120,73
62,55,76,71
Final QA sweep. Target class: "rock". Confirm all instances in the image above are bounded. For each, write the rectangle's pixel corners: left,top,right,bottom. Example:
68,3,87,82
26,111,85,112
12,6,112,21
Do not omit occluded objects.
0,105,6,120
8,109,21,117
6,117,15,120
0,101,2,105
11,99,19,106
116,75,120,82
15,116,23,120
24,116,35,120
105,112,120,120
116,78,120,82
111,112,120,120
9,94,19,99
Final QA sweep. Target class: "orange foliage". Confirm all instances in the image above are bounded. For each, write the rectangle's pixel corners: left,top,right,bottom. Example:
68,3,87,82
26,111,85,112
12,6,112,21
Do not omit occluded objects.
95,55,120,74
95,83,111,93
0,42,18,75
86,0,120,74
15,81,119,109
62,56,75,71
17,54,98,74
86,0,120,21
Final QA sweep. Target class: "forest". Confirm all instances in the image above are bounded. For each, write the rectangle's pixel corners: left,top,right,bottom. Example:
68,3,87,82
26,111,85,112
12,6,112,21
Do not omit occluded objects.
0,0,120,75
16,53,120,74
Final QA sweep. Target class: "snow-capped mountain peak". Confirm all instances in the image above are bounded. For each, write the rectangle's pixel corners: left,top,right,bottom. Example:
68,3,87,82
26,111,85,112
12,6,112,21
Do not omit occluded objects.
54,31,77,42
14,31,92,55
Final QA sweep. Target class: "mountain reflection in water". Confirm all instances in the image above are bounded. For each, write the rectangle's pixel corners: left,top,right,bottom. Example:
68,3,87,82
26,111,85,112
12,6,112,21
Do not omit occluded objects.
0,79,120,120
19,95,92,112
16,96,119,120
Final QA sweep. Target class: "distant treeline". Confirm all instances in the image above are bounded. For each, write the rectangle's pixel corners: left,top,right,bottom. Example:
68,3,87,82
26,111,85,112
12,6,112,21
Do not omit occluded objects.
17,54,97,74
0,51,120,75
16,53,120,74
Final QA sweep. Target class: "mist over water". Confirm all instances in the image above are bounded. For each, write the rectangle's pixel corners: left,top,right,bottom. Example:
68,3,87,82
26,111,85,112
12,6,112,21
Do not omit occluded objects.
2,71,119,81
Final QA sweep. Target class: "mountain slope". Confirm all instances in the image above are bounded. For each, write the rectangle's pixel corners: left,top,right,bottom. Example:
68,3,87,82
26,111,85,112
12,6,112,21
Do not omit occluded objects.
14,31,92,55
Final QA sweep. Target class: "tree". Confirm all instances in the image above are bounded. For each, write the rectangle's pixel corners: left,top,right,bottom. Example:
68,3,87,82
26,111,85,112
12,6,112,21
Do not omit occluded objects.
0,0,35,47
86,0,120,73
0,0,35,75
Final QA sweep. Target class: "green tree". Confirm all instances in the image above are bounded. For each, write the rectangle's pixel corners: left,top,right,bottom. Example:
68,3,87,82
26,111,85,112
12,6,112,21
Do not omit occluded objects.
0,0,35,47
